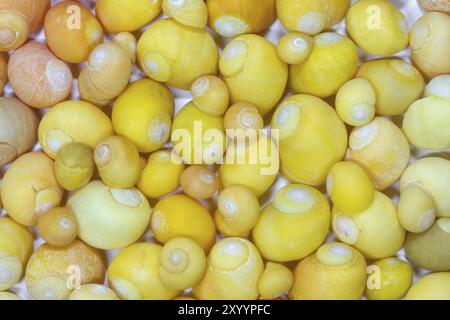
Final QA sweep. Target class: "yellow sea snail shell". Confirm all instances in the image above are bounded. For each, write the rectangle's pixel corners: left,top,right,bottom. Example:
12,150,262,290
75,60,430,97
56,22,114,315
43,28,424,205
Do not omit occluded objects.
55,142,94,191
96,0,162,33
258,262,294,300
327,161,375,215
108,243,180,300
410,12,450,79
402,96,450,150
44,1,103,63
0,97,39,167
113,32,137,64
25,240,106,300
405,272,450,300
347,117,410,191
357,59,425,116
8,41,73,109
215,185,260,237
223,102,264,134
151,194,216,252
38,207,78,247
94,135,142,189
271,94,347,186
207,0,277,37
365,257,413,300
1,152,63,227
220,34,288,116
0,217,34,291
180,165,218,200
137,18,219,90
78,42,132,107
0,52,7,95
159,237,207,291
419,0,450,14
0,292,21,300
332,191,406,259
276,32,313,65
219,133,279,197
346,0,409,56
67,180,151,250
252,184,330,262
138,150,185,199
193,238,264,300
276,0,350,35
163,0,208,29
0,0,50,51
39,100,113,159
69,284,119,300
191,75,230,117
290,32,359,98
425,75,450,100
290,242,367,300
112,79,174,153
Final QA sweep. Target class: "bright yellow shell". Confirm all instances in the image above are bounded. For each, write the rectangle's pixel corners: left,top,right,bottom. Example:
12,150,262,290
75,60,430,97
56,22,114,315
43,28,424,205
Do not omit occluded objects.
406,272,450,300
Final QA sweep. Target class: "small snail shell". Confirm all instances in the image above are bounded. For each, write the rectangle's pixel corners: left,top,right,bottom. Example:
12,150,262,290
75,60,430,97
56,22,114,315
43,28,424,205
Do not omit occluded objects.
67,181,151,250
1,152,63,227
112,79,174,153
108,243,180,300
191,75,230,117
425,75,450,100
347,117,410,190
180,165,219,200
0,0,50,51
113,32,137,64
8,41,73,109
193,238,264,300
69,284,119,300
163,0,208,29
39,100,113,159
0,52,7,95
0,217,34,291
258,262,294,300
208,0,277,37
419,0,450,14
94,135,142,189
159,237,207,291
138,150,185,199
0,97,39,167
38,207,78,247
55,142,95,191
151,194,216,252
79,42,132,107
44,1,103,63
224,102,264,133
25,240,106,300
406,272,450,300
276,32,313,65
290,242,367,300
96,0,162,33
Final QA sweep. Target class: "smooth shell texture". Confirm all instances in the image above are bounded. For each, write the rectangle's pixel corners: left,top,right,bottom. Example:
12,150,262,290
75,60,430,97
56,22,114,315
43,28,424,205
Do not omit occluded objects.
38,100,113,159
25,240,106,300
403,97,450,150
8,41,72,109
96,0,162,33
290,243,367,300
290,32,359,98
163,0,208,29
138,150,185,199
137,18,219,90
193,238,264,300
0,52,7,94
0,292,21,300
0,217,34,291
276,32,313,65
277,0,350,35
44,1,103,63
112,79,174,153
0,97,39,167
332,192,406,259
357,59,425,116
425,75,450,99
191,75,229,117
346,0,409,56
207,0,276,37
271,94,347,186
171,102,225,165
258,262,294,300
0,0,50,51
67,181,151,250
108,243,180,300
410,12,450,79
38,207,78,247
151,194,216,252
180,165,218,200
69,284,119,300
220,34,288,116
347,117,410,190
398,184,436,233
406,272,450,300
113,32,137,63
365,258,413,300
253,184,330,262
224,102,264,133
1,152,63,226
219,133,279,197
